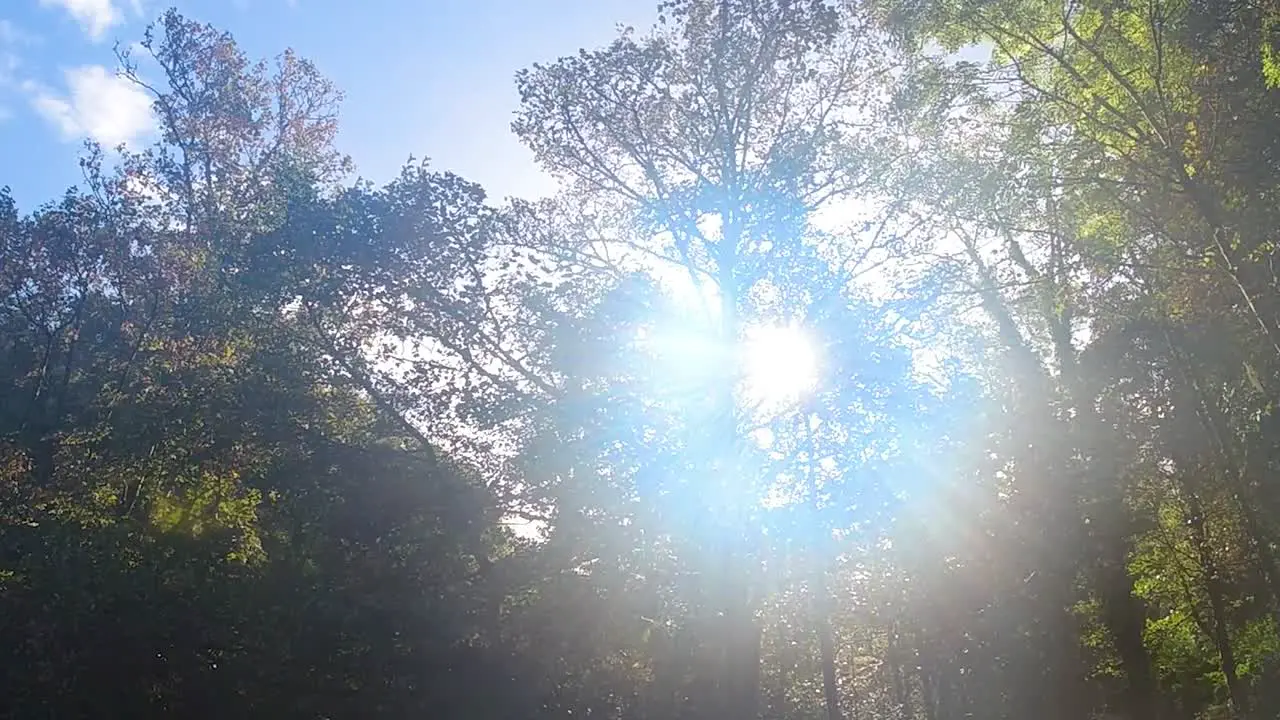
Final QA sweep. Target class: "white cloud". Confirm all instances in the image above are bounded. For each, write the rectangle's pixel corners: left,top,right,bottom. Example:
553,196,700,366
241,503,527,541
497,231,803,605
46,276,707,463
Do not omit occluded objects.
28,65,155,148
39,0,121,41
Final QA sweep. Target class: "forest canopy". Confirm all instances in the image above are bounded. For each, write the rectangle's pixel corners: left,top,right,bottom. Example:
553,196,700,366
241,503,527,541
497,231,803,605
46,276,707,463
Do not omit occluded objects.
4,1,1280,719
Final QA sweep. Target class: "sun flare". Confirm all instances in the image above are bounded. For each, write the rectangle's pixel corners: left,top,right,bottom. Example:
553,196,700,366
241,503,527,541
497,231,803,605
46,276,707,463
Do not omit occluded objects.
740,324,820,409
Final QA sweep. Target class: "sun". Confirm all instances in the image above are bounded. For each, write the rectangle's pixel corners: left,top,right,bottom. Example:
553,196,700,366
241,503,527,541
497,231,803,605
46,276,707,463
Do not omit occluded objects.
740,324,820,409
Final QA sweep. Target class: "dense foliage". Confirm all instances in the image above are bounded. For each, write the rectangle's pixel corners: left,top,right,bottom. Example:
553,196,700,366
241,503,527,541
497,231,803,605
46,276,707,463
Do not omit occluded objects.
4,2,1280,718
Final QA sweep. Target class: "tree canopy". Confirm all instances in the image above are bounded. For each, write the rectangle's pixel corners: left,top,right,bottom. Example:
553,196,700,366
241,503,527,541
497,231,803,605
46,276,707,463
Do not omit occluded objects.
5,2,1280,718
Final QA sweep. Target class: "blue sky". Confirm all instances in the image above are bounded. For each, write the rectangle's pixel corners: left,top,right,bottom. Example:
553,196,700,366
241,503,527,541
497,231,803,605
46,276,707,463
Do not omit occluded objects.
0,0,655,210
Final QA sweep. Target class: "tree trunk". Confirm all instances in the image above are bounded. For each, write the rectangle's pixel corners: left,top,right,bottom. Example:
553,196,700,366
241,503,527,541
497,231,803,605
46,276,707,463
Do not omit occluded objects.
715,537,759,720
888,626,915,720
1186,492,1248,719
916,657,938,720
723,607,761,720
816,597,843,720
1096,558,1162,720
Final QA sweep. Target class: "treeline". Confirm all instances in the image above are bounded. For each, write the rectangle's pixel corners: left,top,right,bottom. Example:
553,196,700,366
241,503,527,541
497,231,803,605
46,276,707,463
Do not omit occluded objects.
3,1,1280,718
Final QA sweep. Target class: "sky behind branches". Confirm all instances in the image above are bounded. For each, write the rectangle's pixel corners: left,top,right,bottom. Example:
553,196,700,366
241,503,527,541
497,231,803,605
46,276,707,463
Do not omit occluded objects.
1,0,653,209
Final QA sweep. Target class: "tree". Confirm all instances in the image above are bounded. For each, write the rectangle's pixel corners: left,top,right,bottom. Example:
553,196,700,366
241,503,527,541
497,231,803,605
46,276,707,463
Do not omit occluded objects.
9,1,1280,718
511,3,960,720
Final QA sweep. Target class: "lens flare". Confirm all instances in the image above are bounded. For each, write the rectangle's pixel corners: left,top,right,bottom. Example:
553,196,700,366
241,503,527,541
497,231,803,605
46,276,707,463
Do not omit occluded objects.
740,324,819,410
